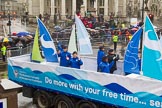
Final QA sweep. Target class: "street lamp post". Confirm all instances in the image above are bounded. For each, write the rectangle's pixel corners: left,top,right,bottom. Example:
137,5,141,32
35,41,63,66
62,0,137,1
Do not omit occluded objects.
6,2,11,37
23,3,27,29
140,0,149,50
141,0,145,23
140,0,145,51
8,10,11,36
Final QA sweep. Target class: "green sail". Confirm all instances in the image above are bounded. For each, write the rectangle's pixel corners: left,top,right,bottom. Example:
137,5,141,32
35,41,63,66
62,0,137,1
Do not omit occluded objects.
31,28,43,62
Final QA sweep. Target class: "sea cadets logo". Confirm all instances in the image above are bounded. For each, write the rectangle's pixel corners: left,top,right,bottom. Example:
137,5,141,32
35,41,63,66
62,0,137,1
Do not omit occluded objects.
14,70,18,77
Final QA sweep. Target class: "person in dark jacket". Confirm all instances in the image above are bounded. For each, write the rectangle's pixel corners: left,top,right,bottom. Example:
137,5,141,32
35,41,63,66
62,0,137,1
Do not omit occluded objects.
97,46,105,71
39,14,42,20
107,49,119,74
99,56,114,73
68,51,83,69
58,46,71,67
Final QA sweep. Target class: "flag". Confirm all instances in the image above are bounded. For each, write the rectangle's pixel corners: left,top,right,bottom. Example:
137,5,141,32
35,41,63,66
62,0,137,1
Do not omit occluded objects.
142,16,162,81
31,28,44,63
75,15,93,55
37,18,58,62
124,28,142,74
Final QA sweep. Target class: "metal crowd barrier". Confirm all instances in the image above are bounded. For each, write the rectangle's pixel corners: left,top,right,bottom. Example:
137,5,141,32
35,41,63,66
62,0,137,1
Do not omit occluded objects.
7,46,33,57
96,34,127,45
0,43,34,60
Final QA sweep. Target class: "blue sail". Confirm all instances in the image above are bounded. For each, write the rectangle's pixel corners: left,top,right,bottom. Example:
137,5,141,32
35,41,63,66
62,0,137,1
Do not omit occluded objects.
37,18,58,62
142,16,162,81
75,15,93,55
124,28,142,74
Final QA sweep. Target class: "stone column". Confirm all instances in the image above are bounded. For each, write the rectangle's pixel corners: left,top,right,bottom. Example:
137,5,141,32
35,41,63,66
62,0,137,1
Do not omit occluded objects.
28,0,32,15
114,0,118,16
72,0,76,16
0,0,1,12
40,0,44,15
104,0,108,21
160,1,162,16
61,0,66,20
94,0,98,15
51,0,55,16
51,0,55,15
123,0,126,17
83,0,87,14
140,0,143,19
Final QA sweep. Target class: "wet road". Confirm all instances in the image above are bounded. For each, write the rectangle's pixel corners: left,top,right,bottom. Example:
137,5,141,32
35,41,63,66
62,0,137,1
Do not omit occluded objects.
18,93,37,108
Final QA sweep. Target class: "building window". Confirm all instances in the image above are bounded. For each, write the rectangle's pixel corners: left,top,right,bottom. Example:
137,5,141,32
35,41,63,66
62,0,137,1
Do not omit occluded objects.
54,0,57,6
99,0,104,6
99,8,104,14
55,8,57,13
47,0,50,6
90,0,94,7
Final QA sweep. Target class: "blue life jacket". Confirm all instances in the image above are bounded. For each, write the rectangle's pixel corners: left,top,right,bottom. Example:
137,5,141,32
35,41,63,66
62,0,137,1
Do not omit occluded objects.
58,51,71,67
97,50,105,66
69,57,83,69
99,61,114,73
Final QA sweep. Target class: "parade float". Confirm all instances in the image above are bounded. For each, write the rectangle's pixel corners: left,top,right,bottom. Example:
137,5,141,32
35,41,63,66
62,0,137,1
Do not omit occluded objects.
7,15,162,108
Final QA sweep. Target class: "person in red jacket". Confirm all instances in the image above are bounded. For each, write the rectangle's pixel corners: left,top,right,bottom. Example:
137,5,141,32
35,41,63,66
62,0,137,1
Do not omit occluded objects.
88,21,93,28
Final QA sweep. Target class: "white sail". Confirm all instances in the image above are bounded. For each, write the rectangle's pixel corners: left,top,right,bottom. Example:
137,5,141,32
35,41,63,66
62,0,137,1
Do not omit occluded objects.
75,15,93,55
68,24,77,53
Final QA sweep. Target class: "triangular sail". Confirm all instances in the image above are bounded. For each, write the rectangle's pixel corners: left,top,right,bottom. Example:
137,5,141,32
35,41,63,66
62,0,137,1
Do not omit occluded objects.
124,28,142,74
37,18,58,62
68,24,77,53
75,15,93,55
31,28,43,62
142,16,162,81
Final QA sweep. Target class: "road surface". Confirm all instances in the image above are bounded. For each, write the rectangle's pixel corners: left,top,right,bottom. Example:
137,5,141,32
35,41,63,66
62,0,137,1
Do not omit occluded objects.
18,93,36,108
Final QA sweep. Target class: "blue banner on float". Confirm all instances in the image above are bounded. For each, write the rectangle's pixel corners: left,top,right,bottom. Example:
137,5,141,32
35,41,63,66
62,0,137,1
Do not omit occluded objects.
8,59,162,108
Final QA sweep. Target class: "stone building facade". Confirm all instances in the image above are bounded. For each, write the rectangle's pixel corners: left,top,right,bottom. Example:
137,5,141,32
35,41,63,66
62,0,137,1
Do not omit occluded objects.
26,0,128,21
0,0,18,16
148,0,162,17
1,0,161,21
